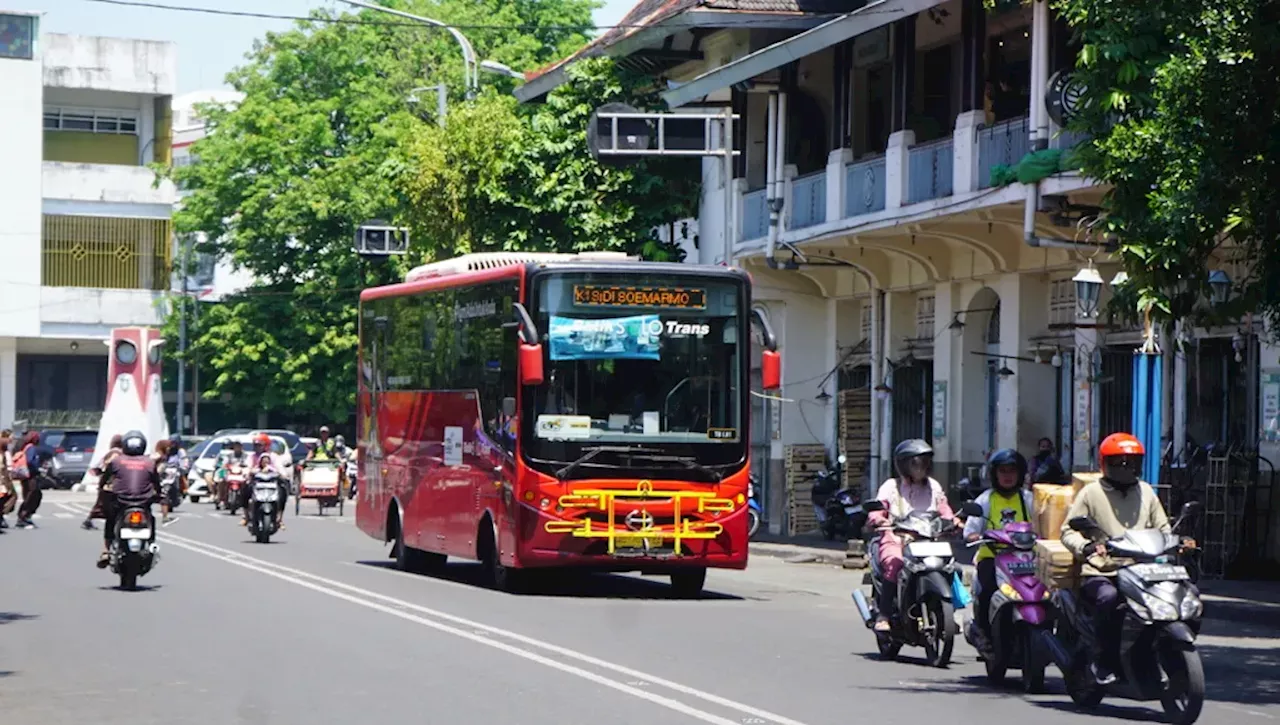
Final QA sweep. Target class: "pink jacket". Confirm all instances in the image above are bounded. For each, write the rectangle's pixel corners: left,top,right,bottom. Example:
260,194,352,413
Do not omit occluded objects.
867,476,956,529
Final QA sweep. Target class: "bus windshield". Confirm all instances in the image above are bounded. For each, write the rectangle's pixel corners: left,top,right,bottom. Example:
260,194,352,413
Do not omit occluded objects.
523,270,747,473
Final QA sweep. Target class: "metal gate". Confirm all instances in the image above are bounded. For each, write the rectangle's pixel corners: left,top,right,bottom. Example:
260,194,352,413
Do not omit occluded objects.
891,360,934,444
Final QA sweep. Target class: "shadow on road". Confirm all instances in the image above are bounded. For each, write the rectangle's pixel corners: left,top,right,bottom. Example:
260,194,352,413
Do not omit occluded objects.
0,612,37,625
1199,642,1280,706
355,560,743,600
96,585,164,593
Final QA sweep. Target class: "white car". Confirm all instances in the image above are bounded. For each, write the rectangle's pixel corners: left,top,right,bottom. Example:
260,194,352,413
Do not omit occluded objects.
187,433,294,503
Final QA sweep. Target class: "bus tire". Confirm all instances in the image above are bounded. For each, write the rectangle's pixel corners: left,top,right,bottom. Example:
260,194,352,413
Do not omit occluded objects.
670,568,707,598
479,520,527,594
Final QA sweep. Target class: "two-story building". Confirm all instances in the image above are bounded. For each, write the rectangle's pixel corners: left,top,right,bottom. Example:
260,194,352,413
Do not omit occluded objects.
519,0,1280,570
0,13,177,429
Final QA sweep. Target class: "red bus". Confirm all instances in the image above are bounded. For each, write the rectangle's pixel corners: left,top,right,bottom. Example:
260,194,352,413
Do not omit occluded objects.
355,252,780,596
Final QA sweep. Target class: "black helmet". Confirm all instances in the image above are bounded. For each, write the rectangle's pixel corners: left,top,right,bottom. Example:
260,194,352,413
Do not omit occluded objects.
986,448,1027,488
122,430,147,456
893,439,933,479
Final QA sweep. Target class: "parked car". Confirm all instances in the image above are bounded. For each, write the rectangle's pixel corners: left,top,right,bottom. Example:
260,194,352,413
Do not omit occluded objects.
41,429,99,488
255,429,306,463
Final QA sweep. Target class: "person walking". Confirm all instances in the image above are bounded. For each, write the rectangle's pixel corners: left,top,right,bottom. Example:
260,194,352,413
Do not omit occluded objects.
14,431,52,528
0,430,14,530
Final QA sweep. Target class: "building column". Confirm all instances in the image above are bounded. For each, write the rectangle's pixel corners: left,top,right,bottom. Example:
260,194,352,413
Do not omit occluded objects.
952,111,984,194
960,0,986,113
827,148,854,222
890,18,916,133
1072,322,1100,471
932,283,959,465
1000,274,1053,453
0,338,16,429
885,130,915,210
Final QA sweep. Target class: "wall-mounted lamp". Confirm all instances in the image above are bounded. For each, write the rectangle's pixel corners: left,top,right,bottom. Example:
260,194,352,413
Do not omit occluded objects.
874,382,893,400
69,341,79,352
1232,331,1246,363
1208,269,1232,306
947,307,1000,339
1111,270,1129,287
1073,261,1104,317
1051,349,1063,368
997,364,1015,378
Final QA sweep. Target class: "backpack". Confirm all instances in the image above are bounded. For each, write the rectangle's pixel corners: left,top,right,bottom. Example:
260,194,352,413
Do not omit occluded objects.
10,446,31,480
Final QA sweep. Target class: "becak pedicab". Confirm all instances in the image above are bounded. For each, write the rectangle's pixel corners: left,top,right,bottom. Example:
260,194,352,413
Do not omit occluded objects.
296,456,344,516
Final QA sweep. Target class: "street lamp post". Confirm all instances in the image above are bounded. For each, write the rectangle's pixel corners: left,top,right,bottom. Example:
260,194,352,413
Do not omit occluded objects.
339,0,479,97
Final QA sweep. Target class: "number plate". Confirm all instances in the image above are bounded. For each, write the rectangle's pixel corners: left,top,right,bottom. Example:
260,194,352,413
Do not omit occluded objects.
1130,563,1188,582
1007,560,1038,575
64,453,85,462
119,528,150,540
907,541,952,557
615,535,664,550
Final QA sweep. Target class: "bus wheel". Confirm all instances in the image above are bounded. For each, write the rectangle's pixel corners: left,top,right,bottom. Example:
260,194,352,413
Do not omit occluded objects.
670,568,707,598
481,529,527,594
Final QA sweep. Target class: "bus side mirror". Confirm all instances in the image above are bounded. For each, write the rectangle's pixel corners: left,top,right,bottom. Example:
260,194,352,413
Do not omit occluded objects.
519,344,544,386
761,350,781,391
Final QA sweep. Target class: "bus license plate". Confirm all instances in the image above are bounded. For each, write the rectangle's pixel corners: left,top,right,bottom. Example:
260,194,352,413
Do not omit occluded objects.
616,535,663,550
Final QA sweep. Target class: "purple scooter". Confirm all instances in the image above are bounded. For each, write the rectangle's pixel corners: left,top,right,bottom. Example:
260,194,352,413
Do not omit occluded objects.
961,507,1053,694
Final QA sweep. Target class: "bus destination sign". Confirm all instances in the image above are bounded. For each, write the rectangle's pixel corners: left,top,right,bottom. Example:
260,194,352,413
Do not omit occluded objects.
573,285,707,310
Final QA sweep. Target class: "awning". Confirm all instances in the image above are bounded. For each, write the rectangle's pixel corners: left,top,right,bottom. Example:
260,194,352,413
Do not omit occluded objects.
661,0,946,109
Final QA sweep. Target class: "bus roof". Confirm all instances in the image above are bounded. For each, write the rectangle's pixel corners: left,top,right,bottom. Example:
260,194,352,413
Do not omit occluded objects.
403,251,634,283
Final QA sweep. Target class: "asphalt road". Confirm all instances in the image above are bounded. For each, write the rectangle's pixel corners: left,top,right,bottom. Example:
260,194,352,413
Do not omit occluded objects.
3,491,1277,725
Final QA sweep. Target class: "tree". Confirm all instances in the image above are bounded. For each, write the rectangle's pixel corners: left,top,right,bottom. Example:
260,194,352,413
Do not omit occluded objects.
401,57,699,260
171,1,596,422
1053,0,1280,330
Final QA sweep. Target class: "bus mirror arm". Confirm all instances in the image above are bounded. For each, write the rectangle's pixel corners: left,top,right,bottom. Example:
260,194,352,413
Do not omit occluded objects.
512,302,546,386
752,308,781,391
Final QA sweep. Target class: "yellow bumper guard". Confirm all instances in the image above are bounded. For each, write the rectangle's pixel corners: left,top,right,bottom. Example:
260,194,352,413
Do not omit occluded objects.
543,480,736,555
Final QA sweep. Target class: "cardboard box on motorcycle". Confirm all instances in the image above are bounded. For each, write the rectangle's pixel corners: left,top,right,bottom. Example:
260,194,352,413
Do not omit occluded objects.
1030,472,1097,590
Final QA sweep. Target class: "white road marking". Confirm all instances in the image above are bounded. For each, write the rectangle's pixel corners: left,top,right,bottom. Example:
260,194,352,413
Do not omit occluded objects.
158,530,811,725
158,535,755,725
53,512,75,519
55,502,83,514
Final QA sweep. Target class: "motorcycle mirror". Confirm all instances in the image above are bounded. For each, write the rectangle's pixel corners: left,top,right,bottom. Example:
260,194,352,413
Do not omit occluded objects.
1180,501,1202,518
1068,515,1098,533
960,501,984,518
862,500,885,513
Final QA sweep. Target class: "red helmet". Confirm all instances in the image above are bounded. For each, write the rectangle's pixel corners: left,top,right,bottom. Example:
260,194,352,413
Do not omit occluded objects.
1099,432,1144,487
255,433,272,449
1099,432,1144,458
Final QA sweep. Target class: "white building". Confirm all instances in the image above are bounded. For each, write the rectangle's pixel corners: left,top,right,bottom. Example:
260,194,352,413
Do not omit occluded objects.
171,89,252,302
0,13,177,429
522,0,1280,571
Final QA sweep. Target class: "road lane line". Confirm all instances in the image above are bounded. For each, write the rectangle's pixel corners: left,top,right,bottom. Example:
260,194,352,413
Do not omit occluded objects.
158,530,811,725
156,535,759,725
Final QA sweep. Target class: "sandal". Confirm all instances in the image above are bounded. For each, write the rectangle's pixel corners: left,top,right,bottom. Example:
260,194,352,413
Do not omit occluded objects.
873,617,891,632
96,553,110,569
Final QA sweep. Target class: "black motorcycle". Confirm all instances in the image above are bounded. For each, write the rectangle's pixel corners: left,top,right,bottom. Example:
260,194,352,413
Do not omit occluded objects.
809,455,866,540
247,470,283,543
108,505,159,590
1045,502,1206,724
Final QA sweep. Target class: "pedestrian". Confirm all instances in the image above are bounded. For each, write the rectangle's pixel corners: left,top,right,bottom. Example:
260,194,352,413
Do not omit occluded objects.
14,430,50,528
1030,437,1067,484
0,429,14,530
83,434,125,530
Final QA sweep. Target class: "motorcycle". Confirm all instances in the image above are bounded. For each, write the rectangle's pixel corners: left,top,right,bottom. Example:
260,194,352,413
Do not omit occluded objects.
247,470,282,543
1045,501,1205,724
345,455,357,499
747,473,762,539
959,502,1052,693
161,466,183,512
810,455,864,541
222,464,247,515
108,504,159,590
851,501,962,667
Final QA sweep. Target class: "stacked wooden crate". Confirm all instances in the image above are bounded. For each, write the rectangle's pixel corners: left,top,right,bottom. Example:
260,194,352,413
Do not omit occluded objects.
785,444,828,536
838,388,872,491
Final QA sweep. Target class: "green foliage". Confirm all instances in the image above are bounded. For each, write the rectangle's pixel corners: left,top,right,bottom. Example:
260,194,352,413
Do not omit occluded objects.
402,57,698,261
1053,0,1280,331
171,1,597,420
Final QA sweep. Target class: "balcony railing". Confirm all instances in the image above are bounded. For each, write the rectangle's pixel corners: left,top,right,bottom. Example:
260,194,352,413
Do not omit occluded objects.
788,171,827,231
907,139,954,204
978,116,1031,189
42,215,172,291
742,187,769,241
845,156,887,217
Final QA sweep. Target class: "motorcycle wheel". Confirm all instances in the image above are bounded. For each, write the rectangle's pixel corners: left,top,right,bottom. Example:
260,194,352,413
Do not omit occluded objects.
876,632,901,660
1160,647,1205,725
922,597,956,668
1022,631,1046,694
118,561,138,591
747,508,761,539
256,530,270,544
984,654,1007,686
1066,664,1105,708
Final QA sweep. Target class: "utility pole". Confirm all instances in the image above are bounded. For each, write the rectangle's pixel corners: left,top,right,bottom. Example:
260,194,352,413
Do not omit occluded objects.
175,234,188,437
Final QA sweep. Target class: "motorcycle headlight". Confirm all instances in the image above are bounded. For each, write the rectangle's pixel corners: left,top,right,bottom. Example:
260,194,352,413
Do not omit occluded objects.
904,557,928,573
1141,592,1180,621
1180,594,1203,620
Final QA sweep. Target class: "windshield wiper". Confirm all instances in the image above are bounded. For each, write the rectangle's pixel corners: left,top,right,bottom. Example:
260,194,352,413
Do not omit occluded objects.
629,454,723,482
554,445,665,481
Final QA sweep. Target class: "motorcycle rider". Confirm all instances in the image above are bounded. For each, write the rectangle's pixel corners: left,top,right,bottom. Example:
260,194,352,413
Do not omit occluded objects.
1060,432,1191,685
96,430,160,568
868,439,958,632
334,435,356,499
82,435,124,531
214,439,249,508
308,426,338,462
963,448,1034,650
243,433,288,529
